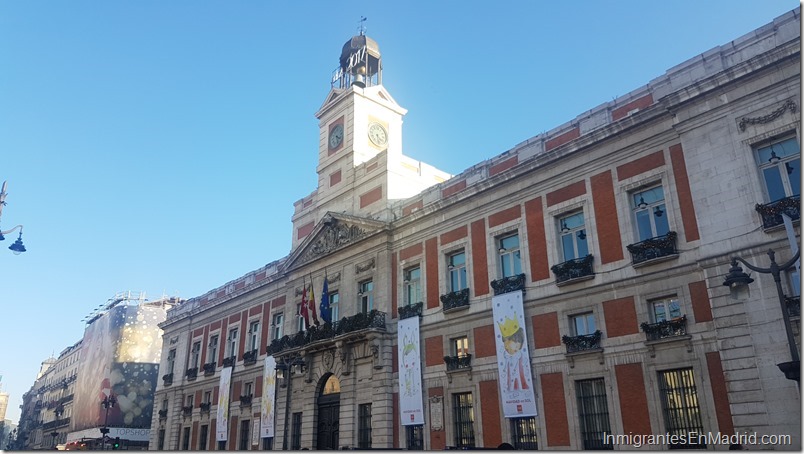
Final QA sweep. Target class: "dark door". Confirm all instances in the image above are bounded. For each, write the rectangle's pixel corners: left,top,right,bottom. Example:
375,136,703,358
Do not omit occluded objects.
317,393,340,449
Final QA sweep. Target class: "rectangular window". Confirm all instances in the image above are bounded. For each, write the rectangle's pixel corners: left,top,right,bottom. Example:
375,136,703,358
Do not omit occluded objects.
658,368,706,449
498,233,522,278
330,292,340,321
359,280,374,313
571,312,596,336
272,313,284,340
204,391,212,404
190,341,201,368
244,382,253,397
559,212,589,261
186,394,194,407
448,251,468,292
157,429,165,450
632,186,670,241
452,392,475,448
199,425,208,451
248,320,260,352
291,412,302,450
167,349,176,372
208,334,219,364
510,416,538,450
575,378,613,450
227,328,238,358
297,303,305,331
404,266,422,306
651,296,681,322
161,398,169,411
262,438,274,450
358,403,372,449
451,336,469,358
182,427,191,451
239,419,250,451
405,425,424,450
756,136,800,201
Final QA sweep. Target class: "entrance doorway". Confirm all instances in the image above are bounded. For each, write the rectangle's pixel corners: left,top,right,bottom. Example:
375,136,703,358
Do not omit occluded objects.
317,374,341,450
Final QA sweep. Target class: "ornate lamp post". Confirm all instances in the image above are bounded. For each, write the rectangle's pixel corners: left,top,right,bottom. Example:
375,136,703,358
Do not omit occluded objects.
723,248,801,384
0,181,27,254
100,394,117,450
275,355,306,450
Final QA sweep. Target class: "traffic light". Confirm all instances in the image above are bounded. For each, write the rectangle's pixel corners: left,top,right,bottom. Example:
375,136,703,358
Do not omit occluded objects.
112,437,120,450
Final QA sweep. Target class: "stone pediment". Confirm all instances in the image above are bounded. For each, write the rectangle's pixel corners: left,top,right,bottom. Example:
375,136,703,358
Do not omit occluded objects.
285,212,389,271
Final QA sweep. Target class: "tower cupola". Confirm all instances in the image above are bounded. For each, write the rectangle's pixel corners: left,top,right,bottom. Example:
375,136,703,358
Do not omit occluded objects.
332,33,382,89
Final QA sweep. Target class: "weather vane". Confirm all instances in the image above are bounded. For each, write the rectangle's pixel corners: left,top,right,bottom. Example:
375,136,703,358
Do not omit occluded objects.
358,16,367,36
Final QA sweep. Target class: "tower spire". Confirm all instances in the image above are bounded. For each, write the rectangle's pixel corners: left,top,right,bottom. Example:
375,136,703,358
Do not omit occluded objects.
358,16,367,36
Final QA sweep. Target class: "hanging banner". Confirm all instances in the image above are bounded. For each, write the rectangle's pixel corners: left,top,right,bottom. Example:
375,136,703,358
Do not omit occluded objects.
260,356,277,438
492,291,538,417
216,366,232,441
397,316,424,425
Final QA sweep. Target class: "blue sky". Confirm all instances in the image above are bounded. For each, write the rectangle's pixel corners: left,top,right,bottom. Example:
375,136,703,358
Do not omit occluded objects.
0,1,797,423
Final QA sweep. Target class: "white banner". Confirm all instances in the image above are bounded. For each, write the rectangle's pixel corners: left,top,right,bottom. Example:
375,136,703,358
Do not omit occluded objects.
216,366,232,441
260,356,277,438
397,316,424,425
66,427,151,443
492,291,538,417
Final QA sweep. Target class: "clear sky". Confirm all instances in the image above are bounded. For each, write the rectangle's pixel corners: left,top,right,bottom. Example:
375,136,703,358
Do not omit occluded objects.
0,0,798,424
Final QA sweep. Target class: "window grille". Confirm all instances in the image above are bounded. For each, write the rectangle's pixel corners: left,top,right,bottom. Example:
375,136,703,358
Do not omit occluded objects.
181,427,190,451
358,403,372,448
239,419,250,450
510,416,538,450
658,368,706,449
157,429,165,450
452,392,475,448
291,412,302,450
405,425,424,450
575,378,613,450
199,425,208,451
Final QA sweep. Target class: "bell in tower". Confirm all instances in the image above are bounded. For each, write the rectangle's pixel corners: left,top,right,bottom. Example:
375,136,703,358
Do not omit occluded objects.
332,29,382,89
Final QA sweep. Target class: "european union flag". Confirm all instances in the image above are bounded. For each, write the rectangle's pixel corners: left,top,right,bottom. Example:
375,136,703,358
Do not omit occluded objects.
320,277,331,324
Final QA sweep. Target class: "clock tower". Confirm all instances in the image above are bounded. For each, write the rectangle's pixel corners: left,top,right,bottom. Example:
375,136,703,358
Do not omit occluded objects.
290,32,451,250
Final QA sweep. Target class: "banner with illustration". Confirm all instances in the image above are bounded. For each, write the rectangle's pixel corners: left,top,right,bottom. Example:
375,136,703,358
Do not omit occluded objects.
260,356,277,438
492,291,538,417
397,316,424,425
216,366,232,441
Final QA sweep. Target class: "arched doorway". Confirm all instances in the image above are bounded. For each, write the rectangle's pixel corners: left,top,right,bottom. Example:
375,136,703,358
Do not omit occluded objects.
317,374,341,450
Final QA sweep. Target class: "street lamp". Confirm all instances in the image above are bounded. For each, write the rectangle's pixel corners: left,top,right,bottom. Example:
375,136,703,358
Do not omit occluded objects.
0,181,26,255
723,248,801,384
275,355,306,450
100,393,117,450
51,431,59,449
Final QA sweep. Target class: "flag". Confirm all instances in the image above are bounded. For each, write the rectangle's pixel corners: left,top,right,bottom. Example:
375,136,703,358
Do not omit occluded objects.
320,276,331,324
308,277,319,326
299,280,310,331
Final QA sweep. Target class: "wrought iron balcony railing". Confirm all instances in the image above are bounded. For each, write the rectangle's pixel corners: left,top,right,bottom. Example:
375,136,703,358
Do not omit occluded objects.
203,362,216,376
181,405,193,416
242,350,258,365
222,356,236,368
756,195,800,230
199,402,211,413
551,255,594,285
239,394,253,406
266,310,387,355
787,296,801,318
440,288,470,312
158,409,168,419
443,354,472,371
398,301,423,320
640,316,688,341
562,330,602,353
626,231,678,265
162,372,174,386
185,367,198,380
490,273,526,296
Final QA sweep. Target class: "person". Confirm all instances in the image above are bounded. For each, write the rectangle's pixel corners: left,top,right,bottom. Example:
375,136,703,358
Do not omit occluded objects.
499,316,529,392
498,442,515,450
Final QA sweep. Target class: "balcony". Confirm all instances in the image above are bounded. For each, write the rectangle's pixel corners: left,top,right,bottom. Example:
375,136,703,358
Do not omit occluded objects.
440,288,470,313
222,356,236,368
756,195,800,230
199,402,211,413
443,354,472,372
181,405,193,417
158,409,168,420
203,362,216,376
562,330,602,354
551,255,595,286
42,418,70,430
242,350,258,366
266,310,387,355
239,394,253,407
185,367,198,381
398,301,423,320
641,316,688,341
490,273,526,296
787,296,801,318
626,231,678,266
162,372,174,386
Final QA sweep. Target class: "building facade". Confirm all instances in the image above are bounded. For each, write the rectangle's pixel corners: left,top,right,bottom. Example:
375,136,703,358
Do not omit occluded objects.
152,9,801,451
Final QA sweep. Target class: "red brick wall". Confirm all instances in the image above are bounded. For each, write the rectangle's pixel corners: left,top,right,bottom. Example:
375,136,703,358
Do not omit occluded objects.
546,180,587,207
689,280,713,322
611,94,654,121
261,302,271,351
602,296,639,337
488,205,521,228
532,312,561,348
442,180,467,198
393,392,400,448
425,237,439,309
480,380,502,447
591,171,624,264
489,156,519,176
238,312,247,358
191,421,199,450
546,127,580,151
429,387,445,450
616,150,665,181
272,295,285,308
524,197,550,281
425,336,444,367
403,200,423,216
473,325,496,358
255,375,263,398
228,415,238,450
359,185,383,208
706,351,735,435
670,144,701,242
209,419,217,450
615,363,652,435
329,169,342,187
440,225,468,244
297,221,314,240
400,243,423,261
541,372,570,446
471,219,490,297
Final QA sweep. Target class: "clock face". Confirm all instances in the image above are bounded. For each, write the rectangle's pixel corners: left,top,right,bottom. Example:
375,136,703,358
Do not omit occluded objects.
329,124,344,149
368,122,388,147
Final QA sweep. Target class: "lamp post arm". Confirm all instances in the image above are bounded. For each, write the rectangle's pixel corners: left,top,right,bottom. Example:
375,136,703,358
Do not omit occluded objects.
777,249,801,273
732,256,772,274
0,224,22,236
